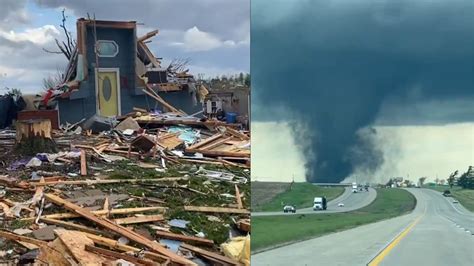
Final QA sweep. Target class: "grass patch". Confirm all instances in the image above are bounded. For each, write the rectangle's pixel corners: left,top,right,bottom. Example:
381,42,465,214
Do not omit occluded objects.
254,183,344,212
252,188,416,252
425,185,474,212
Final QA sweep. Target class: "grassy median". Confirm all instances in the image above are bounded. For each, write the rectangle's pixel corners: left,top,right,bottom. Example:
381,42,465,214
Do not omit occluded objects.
425,185,474,212
252,188,416,252
252,182,345,212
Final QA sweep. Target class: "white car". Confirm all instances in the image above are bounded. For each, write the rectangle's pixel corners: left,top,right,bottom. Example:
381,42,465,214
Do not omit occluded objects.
283,205,296,213
338,203,344,207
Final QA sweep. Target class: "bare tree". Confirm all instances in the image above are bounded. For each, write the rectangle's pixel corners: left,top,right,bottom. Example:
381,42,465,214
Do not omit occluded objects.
167,58,191,74
42,68,65,91
43,9,76,60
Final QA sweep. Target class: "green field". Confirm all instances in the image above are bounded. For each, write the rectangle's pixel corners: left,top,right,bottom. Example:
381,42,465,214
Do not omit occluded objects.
425,185,474,212
252,188,416,252
253,182,345,212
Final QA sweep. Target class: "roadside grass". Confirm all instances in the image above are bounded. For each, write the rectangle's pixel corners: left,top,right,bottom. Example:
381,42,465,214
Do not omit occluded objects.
253,183,345,212
425,185,474,212
252,188,416,252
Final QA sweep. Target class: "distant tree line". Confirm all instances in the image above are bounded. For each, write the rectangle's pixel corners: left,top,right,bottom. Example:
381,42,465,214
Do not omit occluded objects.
457,166,474,189
199,73,250,88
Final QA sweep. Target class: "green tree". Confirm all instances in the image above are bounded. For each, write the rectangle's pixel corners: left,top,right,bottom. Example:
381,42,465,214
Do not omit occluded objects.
244,73,251,86
403,179,411,187
458,167,474,189
447,170,458,189
418,177,427,187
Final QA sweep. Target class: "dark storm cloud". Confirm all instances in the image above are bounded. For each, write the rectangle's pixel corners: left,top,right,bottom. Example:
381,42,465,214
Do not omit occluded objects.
0,0,29,29
34,0,249,41
252,0,474,182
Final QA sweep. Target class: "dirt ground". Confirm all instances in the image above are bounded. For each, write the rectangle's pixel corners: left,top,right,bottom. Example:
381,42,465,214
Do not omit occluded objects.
251,182,290,210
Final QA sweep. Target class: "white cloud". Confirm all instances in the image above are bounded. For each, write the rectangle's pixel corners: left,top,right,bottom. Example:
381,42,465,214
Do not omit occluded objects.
345,123,474,183
0,25,60,45
252,121,307,182
169,26,247,52
182,26,223,52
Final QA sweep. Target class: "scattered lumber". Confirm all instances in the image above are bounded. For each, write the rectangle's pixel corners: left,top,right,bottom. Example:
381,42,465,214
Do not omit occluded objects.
155,230,214,247
55,229,107,265
185,132,250,158
180,243,241,266
235,184,243,209
83,232,171,264
44,193,194,265
80,149,87,176
85,245,158,266
184,206,250,215
28,177,188,186
142,86,183,114
40,217,110,236
0,230,70,265
113,214,164,225
22,206,167,221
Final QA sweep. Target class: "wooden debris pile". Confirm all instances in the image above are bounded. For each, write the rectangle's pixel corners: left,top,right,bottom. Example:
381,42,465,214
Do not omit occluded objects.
0,113,251,265
186,127,250,159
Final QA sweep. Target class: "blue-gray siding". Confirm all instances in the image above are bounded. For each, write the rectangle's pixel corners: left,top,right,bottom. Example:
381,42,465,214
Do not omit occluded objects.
58,26,201,124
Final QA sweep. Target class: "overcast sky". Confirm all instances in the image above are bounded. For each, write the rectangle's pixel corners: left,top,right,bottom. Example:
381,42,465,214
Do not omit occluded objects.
0,0,249,94
252,0,474,183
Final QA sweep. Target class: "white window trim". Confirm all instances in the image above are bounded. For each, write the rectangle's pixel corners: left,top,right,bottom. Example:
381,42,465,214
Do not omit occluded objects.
97,40,119,57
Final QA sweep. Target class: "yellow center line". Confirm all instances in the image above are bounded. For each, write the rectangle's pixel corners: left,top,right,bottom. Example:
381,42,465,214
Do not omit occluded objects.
367,215,424,266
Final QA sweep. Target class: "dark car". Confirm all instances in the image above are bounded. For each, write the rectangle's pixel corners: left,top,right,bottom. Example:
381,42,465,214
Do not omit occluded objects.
442,190,452,197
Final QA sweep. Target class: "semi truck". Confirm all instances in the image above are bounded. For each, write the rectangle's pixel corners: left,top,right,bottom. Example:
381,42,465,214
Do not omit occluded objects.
352,182,358,193
313,197,327,210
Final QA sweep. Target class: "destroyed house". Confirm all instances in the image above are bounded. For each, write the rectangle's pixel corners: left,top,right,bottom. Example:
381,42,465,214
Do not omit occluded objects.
204,86,250,125
56,18,201,124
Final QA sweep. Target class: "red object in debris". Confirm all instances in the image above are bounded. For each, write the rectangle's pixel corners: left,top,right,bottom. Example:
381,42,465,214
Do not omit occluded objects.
42,89,54,106
17,110,59,129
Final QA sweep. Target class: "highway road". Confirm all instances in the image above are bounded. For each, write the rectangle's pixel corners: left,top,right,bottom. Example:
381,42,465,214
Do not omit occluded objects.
252,188,474,266
252,187,377,217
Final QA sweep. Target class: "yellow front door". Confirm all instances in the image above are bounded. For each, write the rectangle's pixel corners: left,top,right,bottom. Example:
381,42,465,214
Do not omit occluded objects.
97,70,119,117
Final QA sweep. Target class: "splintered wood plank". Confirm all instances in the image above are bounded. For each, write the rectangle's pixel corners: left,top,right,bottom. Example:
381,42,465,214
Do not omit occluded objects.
200,136,233,151
85,245,158,266
83,233,170,264
22,206,167,221
180,243,241,266
187,133,223,150
0,230,69,265
40,218,109,236
184,149,250,158
223,127,250,140
155,230,214,246
235,184,243,209
113,215,164,225
28,177,188,186
45,194,194,265
48,238,80,265
80,149,87,176
184,206,250,214
55,229,107,265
